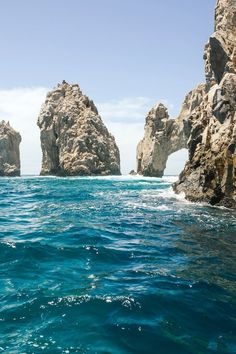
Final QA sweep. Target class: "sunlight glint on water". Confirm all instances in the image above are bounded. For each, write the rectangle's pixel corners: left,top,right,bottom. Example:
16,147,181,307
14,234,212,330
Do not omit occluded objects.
0,176,235,354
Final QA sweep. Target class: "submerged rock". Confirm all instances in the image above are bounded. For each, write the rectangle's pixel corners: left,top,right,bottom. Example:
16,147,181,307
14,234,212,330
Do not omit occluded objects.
37,81,121,176
0,121,21,176
138,0,236,207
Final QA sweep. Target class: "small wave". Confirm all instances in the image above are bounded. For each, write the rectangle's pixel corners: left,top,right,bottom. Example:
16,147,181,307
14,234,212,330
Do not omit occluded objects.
155,187,187,201
155,205,171,211
0,174,235,354
162,175,179,183
44,294,141,309
87,175,164,182
17,174,178,182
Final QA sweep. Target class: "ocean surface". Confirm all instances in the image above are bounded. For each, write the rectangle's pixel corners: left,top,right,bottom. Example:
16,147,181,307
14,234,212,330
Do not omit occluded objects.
0,175,236,354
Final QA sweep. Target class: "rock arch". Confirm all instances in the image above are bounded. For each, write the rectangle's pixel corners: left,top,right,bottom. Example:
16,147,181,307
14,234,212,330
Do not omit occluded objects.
165,148,188,176
137,0,236,207
136,85,205,177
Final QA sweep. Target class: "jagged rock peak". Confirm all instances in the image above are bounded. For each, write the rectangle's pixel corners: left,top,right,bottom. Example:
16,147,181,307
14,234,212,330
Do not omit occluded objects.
0,120,21,176
204,0,236,87
215,0,236,32
146,103,169,121
37,81,121,176
144,103,170,135
137,103,188,177
138,0,236,207
173,0,236,207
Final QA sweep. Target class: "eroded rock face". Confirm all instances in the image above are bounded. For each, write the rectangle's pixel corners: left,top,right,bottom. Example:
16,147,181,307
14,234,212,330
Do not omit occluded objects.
137,85,206,177
174,0,236,207
0,121,21,176
38,81,121,176
137,103,189,177
204,0,236,88
138,0,236,207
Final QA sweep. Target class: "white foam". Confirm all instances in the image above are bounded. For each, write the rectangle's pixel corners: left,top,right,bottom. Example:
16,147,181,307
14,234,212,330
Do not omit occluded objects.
155,205,172,211
86,175,164,182
18,174,178,183
162,175,179,183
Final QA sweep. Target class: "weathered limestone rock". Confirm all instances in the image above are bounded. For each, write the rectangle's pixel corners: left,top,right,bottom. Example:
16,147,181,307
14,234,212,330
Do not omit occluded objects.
138,0,236,207
137,103,189,177
37,81,121,176
0,121,21,176
136,84,206,177
174,0,236,207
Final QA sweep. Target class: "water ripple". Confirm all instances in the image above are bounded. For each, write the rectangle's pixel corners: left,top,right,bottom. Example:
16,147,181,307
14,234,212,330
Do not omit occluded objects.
0,176,235,353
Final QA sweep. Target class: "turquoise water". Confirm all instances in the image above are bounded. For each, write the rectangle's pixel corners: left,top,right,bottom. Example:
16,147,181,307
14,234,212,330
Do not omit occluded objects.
0,175,236,354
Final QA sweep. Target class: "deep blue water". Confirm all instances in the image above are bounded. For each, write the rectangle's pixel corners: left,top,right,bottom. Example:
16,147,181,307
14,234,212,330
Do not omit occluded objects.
0,176,236,354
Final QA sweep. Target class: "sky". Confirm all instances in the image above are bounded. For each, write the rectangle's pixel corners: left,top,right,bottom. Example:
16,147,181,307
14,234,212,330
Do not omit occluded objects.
0,0,215,175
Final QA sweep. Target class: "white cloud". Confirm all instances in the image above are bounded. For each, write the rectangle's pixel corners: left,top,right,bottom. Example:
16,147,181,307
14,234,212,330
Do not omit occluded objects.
105,121,144,174
97,97,174,123
97,97,155,174
97,97,153,122
0,88,185,176
97,97,177,174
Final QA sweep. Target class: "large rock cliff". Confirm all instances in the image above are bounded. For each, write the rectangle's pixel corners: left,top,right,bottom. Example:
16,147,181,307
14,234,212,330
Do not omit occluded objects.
37,81,121,176
174,0,236,207
0,121,21,176
138,0,236,207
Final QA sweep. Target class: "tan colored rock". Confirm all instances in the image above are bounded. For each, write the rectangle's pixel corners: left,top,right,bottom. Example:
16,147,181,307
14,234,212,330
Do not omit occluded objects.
136,85,206,177
204,0,236,88
138,0,236,207
174,0,236,207
0,121,21,176
37,81,121,176
137,103,188,177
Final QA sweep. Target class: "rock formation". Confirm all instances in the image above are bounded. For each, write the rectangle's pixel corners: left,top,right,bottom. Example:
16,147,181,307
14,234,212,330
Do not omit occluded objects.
129,169,137,176
174,0,236,207
138,0,236,207
0,121,21,176
137,103,189,177
37,81,121,176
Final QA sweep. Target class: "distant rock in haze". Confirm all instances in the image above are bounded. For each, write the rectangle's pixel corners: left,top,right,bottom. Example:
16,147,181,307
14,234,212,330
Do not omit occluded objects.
0,121,21,176
37,81,121,176
138,0,236,208
129,169,137,176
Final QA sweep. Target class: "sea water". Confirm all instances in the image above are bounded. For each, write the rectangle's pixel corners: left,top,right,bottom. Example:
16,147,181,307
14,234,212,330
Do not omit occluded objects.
0,176,235,354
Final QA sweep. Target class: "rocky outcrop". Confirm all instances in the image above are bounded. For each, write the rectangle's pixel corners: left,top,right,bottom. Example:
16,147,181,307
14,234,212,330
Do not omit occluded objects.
137,103,190,177
0,121,21,176
137,82,206,178
37,81,121,176
138,0,236,207
129,169,137,176
174,0,236,207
